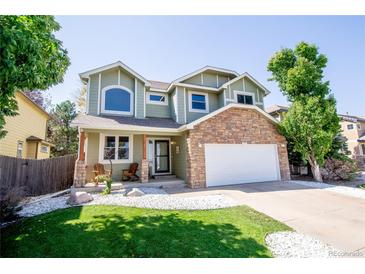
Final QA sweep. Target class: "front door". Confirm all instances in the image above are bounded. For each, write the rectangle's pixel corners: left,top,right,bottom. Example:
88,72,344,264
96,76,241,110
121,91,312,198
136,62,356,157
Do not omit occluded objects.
154,140,170,174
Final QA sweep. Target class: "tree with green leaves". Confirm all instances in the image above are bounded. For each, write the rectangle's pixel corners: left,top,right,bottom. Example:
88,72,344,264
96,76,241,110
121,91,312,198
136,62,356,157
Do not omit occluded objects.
0,15,70,138
268,42,340,181
48,100,78,157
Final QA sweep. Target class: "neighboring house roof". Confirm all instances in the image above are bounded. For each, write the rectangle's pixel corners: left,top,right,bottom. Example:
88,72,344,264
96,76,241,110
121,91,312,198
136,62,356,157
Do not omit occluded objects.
220,72,271,95
26,135,54,146
72,104,278,132
338,114,365,123
265,104,289,114
79,61,151,86
19,91,52,120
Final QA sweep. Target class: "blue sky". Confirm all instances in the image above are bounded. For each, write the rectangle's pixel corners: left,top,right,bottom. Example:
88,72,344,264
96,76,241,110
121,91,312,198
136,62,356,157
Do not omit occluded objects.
48,16,365,116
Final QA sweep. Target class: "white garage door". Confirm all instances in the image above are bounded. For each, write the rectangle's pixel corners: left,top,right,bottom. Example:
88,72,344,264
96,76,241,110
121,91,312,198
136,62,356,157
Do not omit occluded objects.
205,144,281,187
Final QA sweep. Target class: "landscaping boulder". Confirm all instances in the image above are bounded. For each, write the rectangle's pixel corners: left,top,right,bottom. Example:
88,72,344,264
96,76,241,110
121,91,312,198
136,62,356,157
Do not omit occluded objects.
126,188,145,197
67,187,93,205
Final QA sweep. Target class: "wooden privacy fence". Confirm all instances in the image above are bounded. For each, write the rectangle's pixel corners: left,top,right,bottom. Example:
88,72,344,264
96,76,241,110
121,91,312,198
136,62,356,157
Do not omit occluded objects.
0,154,77,196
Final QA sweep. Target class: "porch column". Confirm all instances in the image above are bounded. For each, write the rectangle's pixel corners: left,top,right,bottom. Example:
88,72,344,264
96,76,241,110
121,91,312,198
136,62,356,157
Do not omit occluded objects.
74,130,87,187
141,134,149,183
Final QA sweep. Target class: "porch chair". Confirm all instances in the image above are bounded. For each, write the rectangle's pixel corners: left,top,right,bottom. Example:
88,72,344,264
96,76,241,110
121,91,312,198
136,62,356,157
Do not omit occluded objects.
122,163,139,182
92,163,112,183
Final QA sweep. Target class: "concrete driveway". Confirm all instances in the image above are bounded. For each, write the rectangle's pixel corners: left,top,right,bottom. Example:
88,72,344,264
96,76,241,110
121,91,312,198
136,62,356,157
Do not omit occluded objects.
167,181,365,254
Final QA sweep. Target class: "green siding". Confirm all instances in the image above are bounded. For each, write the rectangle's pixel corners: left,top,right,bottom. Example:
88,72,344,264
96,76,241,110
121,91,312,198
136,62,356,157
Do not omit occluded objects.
218,75,230,86
169,88,177,121
135,79,145,118
203,73,218,88
182,74,201,85
225,77,265,109
146,104,171,118
185,91,219,123
218,90,225,108
87,67,148,118
171,134,187,180
88,74,99,115
176,87,185,124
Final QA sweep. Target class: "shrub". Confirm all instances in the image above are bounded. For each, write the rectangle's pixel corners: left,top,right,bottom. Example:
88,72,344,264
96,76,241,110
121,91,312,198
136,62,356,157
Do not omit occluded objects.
0,186,26,222
321,158,358,181
96,175,113,195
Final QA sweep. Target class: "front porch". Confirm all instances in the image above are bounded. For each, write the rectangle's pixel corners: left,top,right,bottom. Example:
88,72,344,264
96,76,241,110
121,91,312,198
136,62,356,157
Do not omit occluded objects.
76,176,186,193
74,128,187,187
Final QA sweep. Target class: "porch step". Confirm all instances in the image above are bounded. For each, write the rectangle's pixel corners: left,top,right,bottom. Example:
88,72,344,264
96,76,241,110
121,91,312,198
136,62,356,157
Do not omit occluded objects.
152,175,177,180
79,178,186,193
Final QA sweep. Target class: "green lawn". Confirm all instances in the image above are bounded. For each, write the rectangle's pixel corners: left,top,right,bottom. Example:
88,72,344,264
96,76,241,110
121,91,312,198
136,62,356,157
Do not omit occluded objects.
0,205,291,258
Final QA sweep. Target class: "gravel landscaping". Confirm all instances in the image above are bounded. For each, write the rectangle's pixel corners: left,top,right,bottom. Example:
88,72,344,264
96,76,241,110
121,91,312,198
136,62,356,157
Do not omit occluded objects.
291,180,365,200
266,231,341,258
17,187,236,217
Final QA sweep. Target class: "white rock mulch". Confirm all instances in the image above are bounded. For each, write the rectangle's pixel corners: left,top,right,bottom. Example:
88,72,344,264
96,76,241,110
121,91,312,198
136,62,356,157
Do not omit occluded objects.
18,196,70,217
17,187,236,217
265,231,341,258
290,180,365,200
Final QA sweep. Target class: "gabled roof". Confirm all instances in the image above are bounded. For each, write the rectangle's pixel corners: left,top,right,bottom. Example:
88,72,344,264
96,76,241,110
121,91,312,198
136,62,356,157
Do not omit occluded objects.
265,104,289,114
79,61,150,86
167,65,240,91
19,91,52,119
339,114,365,123
220,72,271,95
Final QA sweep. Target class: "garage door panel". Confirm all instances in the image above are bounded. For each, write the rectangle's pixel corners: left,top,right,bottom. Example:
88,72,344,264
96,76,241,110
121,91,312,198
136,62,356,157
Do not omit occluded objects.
205,144,280,187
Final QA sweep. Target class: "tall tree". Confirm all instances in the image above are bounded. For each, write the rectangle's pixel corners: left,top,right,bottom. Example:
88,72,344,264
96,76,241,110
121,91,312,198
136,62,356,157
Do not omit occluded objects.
0,16,70,138
268,42,339,181
48,100,78,157
73,83,87,113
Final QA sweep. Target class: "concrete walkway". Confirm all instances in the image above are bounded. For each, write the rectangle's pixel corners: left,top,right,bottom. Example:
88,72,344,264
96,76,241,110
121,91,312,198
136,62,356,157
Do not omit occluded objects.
166,181,365,255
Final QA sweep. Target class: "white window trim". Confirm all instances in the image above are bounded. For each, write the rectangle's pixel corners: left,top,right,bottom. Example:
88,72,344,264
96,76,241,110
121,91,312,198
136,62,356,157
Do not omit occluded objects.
101,85,134,115
146,91,168,106
98,133,133,164
233,90,256,105
188,90,209,113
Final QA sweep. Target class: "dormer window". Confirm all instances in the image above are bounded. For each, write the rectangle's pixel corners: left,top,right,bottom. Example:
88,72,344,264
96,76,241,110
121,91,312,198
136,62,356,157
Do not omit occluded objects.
101,85,134,115
234,91,255,105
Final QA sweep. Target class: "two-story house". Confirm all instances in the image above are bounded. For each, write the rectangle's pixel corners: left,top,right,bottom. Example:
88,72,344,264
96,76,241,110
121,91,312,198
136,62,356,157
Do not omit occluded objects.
338,114,365,157
0,91,53,159
72,61,290,188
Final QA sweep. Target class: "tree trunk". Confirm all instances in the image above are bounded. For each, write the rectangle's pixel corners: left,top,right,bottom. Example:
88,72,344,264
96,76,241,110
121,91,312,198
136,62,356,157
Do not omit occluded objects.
308,155,323,182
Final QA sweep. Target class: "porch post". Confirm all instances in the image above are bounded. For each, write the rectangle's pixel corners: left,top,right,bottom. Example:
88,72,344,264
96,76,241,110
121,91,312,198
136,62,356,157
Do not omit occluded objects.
141,134,149,183
74,129,87,187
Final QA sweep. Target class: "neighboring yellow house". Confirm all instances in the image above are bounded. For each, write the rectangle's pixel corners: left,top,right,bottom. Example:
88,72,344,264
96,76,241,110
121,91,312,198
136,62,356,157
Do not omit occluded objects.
0,91,54,159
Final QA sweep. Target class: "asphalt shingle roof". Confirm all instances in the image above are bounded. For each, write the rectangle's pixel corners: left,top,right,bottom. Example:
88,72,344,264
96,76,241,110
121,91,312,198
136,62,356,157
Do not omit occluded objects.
72,114,181,129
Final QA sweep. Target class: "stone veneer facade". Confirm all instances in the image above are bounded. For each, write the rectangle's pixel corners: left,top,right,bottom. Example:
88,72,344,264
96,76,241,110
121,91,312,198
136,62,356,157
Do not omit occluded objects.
185,107,290,188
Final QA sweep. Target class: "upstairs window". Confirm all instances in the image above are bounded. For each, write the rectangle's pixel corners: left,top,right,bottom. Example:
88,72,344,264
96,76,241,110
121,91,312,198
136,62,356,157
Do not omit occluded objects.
101,85,133,115
189,91,209,113
146,92,168,105
347,124,354,130
235,91,254,105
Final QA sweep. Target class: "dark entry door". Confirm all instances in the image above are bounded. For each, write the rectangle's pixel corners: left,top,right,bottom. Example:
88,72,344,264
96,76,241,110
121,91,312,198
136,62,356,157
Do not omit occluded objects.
154,140,169,173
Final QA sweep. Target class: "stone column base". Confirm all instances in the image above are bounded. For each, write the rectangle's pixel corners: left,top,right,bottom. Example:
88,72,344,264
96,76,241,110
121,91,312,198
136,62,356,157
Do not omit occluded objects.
74,160,86,187
141,159,149,183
